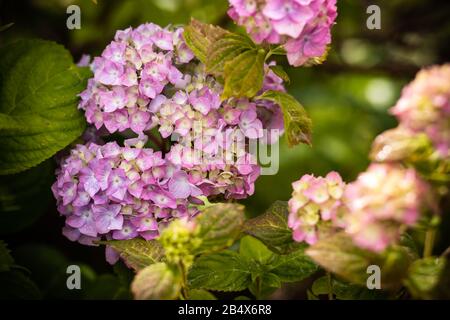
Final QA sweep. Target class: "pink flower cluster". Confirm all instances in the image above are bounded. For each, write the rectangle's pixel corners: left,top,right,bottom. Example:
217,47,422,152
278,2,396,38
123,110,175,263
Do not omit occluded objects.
288,171,345,244
79,24,194,134
390,64,450,158
228,0,337,66
52,137,202,245
343,163,428,252
79,24,285,141
288,164,431,252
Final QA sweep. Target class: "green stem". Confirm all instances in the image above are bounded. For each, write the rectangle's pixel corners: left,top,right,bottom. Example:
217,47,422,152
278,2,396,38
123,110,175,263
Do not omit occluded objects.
327,272,334,300
255,277,262,300
178,262,189,300
423,228,436,258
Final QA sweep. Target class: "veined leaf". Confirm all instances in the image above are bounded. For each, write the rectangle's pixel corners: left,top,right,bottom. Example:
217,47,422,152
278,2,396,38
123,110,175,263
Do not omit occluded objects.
243,201,300,254
256,90,312,147
194,203,245,254
269,65,290,83
183,19,229,64
99,239,164,271
269,245,318,282
188,251,252,292
0,39,90,174
404,257,446,299
222,48,266,100
206,33,255,77
307,232,414,288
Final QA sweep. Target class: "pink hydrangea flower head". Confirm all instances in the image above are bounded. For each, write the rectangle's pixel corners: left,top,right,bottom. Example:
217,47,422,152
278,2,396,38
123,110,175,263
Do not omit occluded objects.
288,171,345,245
79,24,194,135
343,163,430,252
390,64,450,158
52,141,203,249
228,0,337,66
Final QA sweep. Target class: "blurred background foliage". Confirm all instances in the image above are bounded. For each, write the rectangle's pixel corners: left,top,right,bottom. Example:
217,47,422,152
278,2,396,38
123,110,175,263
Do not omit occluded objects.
0,0,449,299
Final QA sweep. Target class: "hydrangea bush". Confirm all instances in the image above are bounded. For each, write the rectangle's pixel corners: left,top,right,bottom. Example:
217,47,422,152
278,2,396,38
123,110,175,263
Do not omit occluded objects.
53,4,448,300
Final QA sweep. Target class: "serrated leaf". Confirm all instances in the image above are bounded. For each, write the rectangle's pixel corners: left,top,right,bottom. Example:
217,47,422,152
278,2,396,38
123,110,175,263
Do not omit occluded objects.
243,201,300,254
206,33,255,77
194,203,245,254
99,239,164,271
188,289,217,300
269,245,318,282
256,90,312,147
0,39,90,175
269,65,290,83
0,240,14,272
222,48,266,100
131,262,181,300
404,257,446,299
307,232,413,288
239,236,273,264
188,251,252,292
306,233,378,285
183,19,229,64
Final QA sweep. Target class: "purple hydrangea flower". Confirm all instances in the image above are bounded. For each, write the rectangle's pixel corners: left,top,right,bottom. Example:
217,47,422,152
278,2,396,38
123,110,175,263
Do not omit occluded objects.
228,0,337,67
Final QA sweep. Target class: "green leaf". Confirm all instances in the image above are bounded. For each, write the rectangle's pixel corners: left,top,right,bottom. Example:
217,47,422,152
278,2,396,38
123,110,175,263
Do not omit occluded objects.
0,160,53,234
0,39,90,175
256,90,312,147
206,33,255,77
0,240,14,272
188,289,217,300
269,65,290,83
269,245,318,282
188,251,252,292
306,233,376,285
183,19,229,64
239,236,273,264
243,201,300,254
99,239,164,271
404,257,446,299
131,262,181,300
194,203,245,254
222,48,266,100
306,233,414,288
84,274,129,300
249,272,281,299
312,276,388,300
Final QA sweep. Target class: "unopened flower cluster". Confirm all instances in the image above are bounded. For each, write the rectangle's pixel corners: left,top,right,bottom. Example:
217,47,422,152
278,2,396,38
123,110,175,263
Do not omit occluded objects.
54,23,286,248
228,0,337,66
390,64,450,158
288,171,345,244
159,217,201,267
